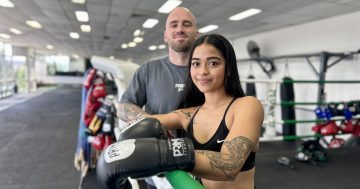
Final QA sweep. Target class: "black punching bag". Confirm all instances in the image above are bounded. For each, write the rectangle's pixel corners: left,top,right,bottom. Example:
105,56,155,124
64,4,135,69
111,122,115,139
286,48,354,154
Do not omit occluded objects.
246,75,257,97
280,77,296,137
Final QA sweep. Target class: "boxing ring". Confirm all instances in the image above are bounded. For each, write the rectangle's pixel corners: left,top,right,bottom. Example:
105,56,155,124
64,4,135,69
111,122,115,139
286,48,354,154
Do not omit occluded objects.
239,49,360,144
240,78,360,143
86,54,360,188
89,56,204,189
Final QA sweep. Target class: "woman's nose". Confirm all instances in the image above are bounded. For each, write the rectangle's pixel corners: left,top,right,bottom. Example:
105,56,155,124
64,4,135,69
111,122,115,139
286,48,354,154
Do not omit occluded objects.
198,64,209,75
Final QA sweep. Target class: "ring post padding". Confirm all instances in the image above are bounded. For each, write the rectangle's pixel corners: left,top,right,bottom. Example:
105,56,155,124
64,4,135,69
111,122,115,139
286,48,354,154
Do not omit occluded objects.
166,170,205,189
283,80,360,84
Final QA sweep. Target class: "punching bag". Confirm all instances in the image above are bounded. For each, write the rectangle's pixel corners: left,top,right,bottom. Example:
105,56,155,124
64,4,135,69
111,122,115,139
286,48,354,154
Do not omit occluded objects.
280,77,296,138
246,75,257,97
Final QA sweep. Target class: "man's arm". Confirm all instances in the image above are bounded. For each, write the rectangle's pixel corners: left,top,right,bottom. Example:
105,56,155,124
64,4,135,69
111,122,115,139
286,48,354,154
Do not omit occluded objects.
117,63,148,125
117,102,149,124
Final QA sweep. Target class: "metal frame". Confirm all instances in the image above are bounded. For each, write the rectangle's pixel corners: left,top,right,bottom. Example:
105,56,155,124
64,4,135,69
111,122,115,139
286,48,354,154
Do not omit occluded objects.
238,49,360,107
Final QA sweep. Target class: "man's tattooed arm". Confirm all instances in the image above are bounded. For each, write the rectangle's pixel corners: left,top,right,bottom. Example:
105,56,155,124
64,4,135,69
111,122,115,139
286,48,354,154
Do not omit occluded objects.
117,102,148,123
195,136,254,180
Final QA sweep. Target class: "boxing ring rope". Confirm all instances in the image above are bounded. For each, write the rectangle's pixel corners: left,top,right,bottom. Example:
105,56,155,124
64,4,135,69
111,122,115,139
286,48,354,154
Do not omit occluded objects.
241,78,360,84
283,80,360,84
265,133,352,141
281,114,360,124
281,101,336,106
241,79,360,142
90,56,204,189
90,56,359,186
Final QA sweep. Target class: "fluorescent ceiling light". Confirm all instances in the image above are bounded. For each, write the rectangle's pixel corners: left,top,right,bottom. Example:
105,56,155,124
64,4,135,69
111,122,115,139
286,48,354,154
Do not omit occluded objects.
121,44,128,49
12,55,26,62
0,33,11,39
10,28,22,35
75,11,89,22
46,45,54,50
133,29,141,36
142,18,159,28
72,54,80,59
229,8,262,21
80,24,91,32
158,0,182,13
69,32,80,39
71,0,86,4
0,0,14,8
133,37,143,43
26,20,42,29
158,44,166,49
148,45,157,51
128,42,136,47
109,56,114,59
198,25,218,33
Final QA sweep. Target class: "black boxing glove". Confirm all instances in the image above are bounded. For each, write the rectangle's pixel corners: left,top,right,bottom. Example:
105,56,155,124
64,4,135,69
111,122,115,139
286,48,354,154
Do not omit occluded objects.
118,117,168,141
96,138,195,189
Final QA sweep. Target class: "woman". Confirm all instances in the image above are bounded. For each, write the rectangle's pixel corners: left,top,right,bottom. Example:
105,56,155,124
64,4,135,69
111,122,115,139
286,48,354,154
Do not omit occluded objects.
152,34,264,189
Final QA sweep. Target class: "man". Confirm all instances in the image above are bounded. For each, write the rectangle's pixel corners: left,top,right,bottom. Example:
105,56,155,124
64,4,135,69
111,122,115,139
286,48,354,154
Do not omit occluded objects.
118,7,198,126
117,7,199,189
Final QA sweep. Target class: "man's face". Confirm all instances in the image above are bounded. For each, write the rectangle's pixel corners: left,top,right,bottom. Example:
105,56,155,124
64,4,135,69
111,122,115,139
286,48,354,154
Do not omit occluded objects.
164,8,198,53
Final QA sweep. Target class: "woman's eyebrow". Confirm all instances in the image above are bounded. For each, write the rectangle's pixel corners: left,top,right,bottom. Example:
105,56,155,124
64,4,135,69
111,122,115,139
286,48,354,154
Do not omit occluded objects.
206,56,222,60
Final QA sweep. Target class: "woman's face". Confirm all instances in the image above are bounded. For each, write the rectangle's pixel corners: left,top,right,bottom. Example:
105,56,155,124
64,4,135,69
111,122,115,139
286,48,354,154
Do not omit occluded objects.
190,44,226,94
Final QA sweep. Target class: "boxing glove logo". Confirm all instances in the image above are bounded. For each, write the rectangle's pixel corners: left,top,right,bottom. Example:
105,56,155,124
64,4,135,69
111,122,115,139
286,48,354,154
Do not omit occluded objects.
170,138,187,157
104,139,136,163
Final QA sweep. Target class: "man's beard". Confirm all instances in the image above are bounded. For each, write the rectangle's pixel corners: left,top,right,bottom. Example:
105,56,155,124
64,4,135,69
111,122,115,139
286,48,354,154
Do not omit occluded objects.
169,40,192,52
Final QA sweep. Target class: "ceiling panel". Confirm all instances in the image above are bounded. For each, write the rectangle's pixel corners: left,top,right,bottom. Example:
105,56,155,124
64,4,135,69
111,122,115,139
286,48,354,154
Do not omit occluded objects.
223,0,254,8
0,0,358,63
112,0,140,8
202,6,240,18
34,0,62,9
87,3,111,15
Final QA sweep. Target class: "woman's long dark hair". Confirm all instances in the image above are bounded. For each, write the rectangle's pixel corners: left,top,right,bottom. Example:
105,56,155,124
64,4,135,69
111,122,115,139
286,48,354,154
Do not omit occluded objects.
177,34,245,109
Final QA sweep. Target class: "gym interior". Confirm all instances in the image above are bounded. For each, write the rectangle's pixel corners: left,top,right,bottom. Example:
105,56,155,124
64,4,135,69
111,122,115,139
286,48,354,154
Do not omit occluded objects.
0,0,359,189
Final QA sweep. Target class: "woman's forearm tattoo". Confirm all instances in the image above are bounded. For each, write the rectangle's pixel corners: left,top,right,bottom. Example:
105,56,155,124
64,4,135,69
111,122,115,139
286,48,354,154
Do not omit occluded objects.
196,136,254,179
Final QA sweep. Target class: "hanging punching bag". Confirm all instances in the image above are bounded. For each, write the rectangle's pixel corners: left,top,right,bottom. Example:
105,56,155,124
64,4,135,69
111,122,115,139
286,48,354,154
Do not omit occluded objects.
280,77,296,138
246,75,264,136
246,75,257,97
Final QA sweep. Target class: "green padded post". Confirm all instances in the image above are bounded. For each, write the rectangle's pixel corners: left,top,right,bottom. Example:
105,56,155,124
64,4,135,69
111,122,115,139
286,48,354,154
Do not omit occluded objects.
166,170,205,189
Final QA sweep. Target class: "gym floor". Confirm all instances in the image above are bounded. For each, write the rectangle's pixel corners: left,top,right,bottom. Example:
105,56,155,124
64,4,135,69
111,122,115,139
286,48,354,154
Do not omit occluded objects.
0,86,359,189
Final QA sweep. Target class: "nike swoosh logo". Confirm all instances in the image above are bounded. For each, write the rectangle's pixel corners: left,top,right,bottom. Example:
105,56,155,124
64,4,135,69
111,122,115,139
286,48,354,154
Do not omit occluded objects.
217,139,225,143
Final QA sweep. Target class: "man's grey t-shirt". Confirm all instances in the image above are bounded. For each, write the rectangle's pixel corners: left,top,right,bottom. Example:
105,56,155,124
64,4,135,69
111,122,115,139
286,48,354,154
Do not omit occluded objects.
120,56,188,114
120,56,188,187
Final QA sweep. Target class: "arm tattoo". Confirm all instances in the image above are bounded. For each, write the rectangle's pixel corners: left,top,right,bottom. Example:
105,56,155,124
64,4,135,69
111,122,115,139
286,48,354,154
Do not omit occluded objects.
173,110,192,121
117,102,147,123
181,110,192,120
196,136,254,179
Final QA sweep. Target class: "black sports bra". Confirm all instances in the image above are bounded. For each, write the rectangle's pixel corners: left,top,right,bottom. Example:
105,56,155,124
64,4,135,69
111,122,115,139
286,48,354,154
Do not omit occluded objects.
187,98,255,172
